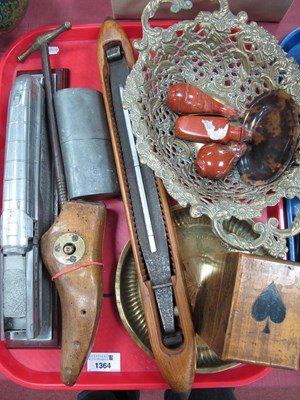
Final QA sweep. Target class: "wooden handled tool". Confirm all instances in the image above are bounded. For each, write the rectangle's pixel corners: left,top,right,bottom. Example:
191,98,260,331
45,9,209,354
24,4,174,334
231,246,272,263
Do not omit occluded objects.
97,19,196,397
18,23,106,386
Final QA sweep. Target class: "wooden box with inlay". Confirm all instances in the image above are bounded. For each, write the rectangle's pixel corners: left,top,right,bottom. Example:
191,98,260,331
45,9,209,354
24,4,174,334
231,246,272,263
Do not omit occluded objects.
196,252,300,370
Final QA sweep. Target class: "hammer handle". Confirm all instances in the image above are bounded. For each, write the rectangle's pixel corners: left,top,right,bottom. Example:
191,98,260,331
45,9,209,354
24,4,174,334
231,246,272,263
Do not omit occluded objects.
17,22,72,207
17,22,72,63
40,44,68,208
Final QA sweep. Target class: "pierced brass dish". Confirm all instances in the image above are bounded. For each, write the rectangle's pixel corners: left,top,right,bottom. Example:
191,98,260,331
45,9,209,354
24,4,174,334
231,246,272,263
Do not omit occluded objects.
115,206,265,373
123,0,300,258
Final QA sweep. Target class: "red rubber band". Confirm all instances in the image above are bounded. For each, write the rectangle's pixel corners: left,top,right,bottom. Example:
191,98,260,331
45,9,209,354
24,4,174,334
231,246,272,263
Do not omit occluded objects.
51,262,103,281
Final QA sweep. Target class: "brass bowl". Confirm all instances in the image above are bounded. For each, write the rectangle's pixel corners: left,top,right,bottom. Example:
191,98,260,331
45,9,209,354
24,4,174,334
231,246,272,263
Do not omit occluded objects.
115,206,265,373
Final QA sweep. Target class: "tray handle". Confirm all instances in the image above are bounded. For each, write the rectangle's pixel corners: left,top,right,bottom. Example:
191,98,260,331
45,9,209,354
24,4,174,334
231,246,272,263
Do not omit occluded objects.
134,0,229,51
209,201,300,258
211,215,288,258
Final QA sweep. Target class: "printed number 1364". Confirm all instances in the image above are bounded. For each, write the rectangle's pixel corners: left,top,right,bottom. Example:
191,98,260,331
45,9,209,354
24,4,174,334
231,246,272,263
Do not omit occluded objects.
95,362,111,369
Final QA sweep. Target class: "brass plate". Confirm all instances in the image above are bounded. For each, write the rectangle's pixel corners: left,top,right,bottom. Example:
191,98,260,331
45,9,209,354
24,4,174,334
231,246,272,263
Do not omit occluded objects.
115,206,264,373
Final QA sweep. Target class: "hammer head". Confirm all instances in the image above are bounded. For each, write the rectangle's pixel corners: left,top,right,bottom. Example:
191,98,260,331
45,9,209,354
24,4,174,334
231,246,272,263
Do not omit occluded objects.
18,22,72,62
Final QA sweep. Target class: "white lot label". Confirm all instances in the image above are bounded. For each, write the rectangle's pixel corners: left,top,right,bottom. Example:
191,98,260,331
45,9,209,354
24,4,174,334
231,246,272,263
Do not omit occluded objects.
87,352,121,372
49,46,59,55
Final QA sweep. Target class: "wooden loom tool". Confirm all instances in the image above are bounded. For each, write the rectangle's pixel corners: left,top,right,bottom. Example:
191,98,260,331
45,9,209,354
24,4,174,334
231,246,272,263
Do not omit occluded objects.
97,19,196,398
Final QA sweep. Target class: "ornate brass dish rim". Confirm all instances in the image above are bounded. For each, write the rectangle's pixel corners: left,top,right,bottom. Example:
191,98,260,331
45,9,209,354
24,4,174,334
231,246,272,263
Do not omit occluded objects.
123,0,300,259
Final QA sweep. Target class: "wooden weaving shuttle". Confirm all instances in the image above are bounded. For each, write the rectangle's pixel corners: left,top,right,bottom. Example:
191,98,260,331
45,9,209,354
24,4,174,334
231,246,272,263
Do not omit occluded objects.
97,19,196,397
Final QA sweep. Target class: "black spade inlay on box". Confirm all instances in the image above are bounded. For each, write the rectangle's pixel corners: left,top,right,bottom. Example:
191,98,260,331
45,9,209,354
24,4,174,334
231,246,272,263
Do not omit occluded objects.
252,282,286,334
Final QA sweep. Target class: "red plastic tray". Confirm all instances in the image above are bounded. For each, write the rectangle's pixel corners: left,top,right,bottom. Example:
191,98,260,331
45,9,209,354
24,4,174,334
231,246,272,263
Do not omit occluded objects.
0,22,280,390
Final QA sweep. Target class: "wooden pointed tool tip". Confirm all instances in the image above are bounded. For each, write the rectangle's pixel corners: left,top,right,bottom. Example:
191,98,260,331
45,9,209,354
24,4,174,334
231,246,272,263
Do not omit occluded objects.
61,367,78,386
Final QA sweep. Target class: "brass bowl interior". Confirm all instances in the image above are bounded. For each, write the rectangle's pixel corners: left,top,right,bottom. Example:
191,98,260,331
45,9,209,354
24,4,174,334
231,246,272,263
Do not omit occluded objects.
115,206,263,373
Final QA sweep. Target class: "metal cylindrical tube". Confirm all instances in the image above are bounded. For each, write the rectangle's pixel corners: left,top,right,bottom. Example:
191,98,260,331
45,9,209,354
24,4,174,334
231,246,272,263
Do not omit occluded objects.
54,88,120,199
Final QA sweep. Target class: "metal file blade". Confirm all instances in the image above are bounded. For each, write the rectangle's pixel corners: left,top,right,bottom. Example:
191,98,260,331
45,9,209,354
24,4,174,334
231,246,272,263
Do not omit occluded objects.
106,45,180,343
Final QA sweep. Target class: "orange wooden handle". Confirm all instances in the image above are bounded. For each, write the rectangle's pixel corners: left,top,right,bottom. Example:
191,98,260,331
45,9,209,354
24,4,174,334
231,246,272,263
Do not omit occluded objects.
167,83,241,118
175,115,245,144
